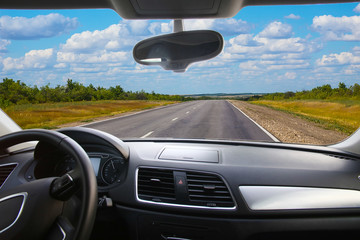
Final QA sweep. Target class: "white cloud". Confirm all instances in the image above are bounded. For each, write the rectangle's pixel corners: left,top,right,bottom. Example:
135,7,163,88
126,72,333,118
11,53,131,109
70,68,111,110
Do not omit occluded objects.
312,15,360,41
57,51,129,64
223,20,321,73
0,13,78,40
0,40,10,53
128,20,149,35
239,61,260,70
316,51,360,66
354,3,360,13
184,19,251,36
148,22,172,35
60,23,134,53
284,72,297,79
227,36,315,57
55,22,137,74
160,22,172,33
3,48,54,71
260,38,307,53
285,14,301,20
184,19,214,30
353,46,360,54
228,34,263,47
258,21,293,39
54,63,67,68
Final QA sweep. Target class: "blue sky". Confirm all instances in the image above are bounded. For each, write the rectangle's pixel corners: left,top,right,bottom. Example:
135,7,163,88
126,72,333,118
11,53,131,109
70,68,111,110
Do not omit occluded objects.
0,3,360,94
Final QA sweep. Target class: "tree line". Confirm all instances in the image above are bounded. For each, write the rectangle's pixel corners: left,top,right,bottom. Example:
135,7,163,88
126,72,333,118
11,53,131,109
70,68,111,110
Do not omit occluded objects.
250,82,360,101
0,78,190,108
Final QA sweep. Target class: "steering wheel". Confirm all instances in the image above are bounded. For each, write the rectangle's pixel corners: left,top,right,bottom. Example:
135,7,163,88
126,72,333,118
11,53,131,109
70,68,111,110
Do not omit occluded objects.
0,129,97,240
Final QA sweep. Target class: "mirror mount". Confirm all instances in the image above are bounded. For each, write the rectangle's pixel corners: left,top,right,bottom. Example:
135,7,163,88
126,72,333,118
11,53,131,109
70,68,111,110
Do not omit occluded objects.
174,19,184,33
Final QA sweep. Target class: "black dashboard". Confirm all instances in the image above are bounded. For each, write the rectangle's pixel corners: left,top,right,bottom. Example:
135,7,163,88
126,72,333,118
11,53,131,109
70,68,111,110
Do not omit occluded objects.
4,127,360,240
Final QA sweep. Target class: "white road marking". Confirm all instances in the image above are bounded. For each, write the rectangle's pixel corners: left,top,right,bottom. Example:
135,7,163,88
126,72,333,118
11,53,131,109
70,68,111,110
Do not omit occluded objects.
186,111,190,114
227,101,280,142
140,131,154,138
172,117,178,121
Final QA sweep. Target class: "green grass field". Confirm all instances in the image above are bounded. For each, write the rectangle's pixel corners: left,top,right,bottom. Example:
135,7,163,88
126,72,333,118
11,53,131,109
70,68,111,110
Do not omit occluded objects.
251,100,360,135
4,100,177,129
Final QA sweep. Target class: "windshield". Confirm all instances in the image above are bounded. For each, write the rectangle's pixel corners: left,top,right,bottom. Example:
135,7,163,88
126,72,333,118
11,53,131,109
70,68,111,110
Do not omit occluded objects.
0,3,359,145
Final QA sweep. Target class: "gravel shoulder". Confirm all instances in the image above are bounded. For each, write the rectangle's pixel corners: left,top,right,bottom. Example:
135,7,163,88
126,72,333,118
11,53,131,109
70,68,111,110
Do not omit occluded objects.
229,100,348,145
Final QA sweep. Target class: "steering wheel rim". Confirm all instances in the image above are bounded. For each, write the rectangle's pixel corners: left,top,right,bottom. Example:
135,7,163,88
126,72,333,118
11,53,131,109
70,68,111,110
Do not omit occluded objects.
0,129,97,240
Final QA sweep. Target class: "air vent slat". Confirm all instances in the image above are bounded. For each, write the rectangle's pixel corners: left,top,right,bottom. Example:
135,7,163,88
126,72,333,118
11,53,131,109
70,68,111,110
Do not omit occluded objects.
187,179,223,184
139,191,175,198
139,180,174,185
138,168,176,203
188,189,229,194
186,174,218,179
139,186,175,192
139,175,173,179
186,171,235,208
0,164,17,188
190,195,232,200
188,183,227,189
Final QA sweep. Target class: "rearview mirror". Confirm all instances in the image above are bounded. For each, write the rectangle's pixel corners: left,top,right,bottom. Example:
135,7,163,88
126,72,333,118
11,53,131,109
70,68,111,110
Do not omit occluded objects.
133,30,223,72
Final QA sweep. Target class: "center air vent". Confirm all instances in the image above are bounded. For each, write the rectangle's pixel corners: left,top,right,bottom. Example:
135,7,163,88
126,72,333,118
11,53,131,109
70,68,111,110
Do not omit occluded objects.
138,168,176,203
187,171,235,208
0,164,17,188
137,167,235,209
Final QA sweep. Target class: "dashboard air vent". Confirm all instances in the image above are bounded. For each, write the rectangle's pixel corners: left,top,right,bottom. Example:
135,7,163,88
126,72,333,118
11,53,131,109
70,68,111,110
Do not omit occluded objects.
186,171,235,208
138,168,176,203
0,164,17,188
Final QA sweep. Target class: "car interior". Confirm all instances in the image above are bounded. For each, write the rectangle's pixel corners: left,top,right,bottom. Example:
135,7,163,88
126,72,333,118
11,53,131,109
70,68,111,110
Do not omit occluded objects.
1,0,360,240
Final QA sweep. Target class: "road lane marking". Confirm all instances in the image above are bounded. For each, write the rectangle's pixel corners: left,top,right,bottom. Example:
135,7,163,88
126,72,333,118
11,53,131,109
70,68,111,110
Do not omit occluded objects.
140,131,154,138
186,111,190,114
172,117,178,121
227,101,280,142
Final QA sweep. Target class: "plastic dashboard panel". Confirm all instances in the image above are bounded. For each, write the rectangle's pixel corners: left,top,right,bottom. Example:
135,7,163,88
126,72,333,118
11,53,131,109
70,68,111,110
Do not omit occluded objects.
3,133,360,240
106,140,360,217
240,186,360,210
100,139,360,240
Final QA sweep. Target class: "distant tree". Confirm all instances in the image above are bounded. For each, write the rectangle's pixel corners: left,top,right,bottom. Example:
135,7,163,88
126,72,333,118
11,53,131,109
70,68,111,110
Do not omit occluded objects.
338,82,346,90
252,82,359,101
0,78,190,106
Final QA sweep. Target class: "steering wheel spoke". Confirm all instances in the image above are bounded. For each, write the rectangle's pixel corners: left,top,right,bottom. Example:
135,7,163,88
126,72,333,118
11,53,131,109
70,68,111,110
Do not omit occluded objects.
47,216,76,240
0,178,63,239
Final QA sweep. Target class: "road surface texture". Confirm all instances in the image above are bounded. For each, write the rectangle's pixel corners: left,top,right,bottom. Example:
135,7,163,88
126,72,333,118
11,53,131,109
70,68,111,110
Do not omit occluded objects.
84,100,276,142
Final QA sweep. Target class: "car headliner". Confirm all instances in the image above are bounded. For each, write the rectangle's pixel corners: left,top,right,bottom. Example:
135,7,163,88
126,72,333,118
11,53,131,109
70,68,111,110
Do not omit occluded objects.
1,0,359,19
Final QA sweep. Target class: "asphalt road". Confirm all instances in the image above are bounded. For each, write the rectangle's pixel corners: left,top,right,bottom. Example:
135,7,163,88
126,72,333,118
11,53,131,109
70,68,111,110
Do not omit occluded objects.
84,100,276,142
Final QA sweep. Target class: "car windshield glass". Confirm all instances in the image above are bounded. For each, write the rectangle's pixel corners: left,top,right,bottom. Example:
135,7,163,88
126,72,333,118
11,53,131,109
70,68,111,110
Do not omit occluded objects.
0,3,359,145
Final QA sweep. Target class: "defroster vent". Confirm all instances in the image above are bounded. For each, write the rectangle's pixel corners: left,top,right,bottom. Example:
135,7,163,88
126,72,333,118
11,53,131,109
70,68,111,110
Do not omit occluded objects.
0,164,17,188
187,171,235,208
138,168,176,203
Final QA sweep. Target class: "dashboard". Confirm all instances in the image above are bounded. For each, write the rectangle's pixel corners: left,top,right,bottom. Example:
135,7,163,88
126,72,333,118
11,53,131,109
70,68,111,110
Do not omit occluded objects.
5,127,360,239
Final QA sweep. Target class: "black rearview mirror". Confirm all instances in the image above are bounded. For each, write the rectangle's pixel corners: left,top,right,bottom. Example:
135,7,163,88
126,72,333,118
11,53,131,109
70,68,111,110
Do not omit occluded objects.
133,30,223,72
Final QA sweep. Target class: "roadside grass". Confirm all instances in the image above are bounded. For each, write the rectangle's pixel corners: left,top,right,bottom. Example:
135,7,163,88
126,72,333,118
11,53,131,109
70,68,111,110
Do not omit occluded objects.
251,100,360,135
4,100,177,129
